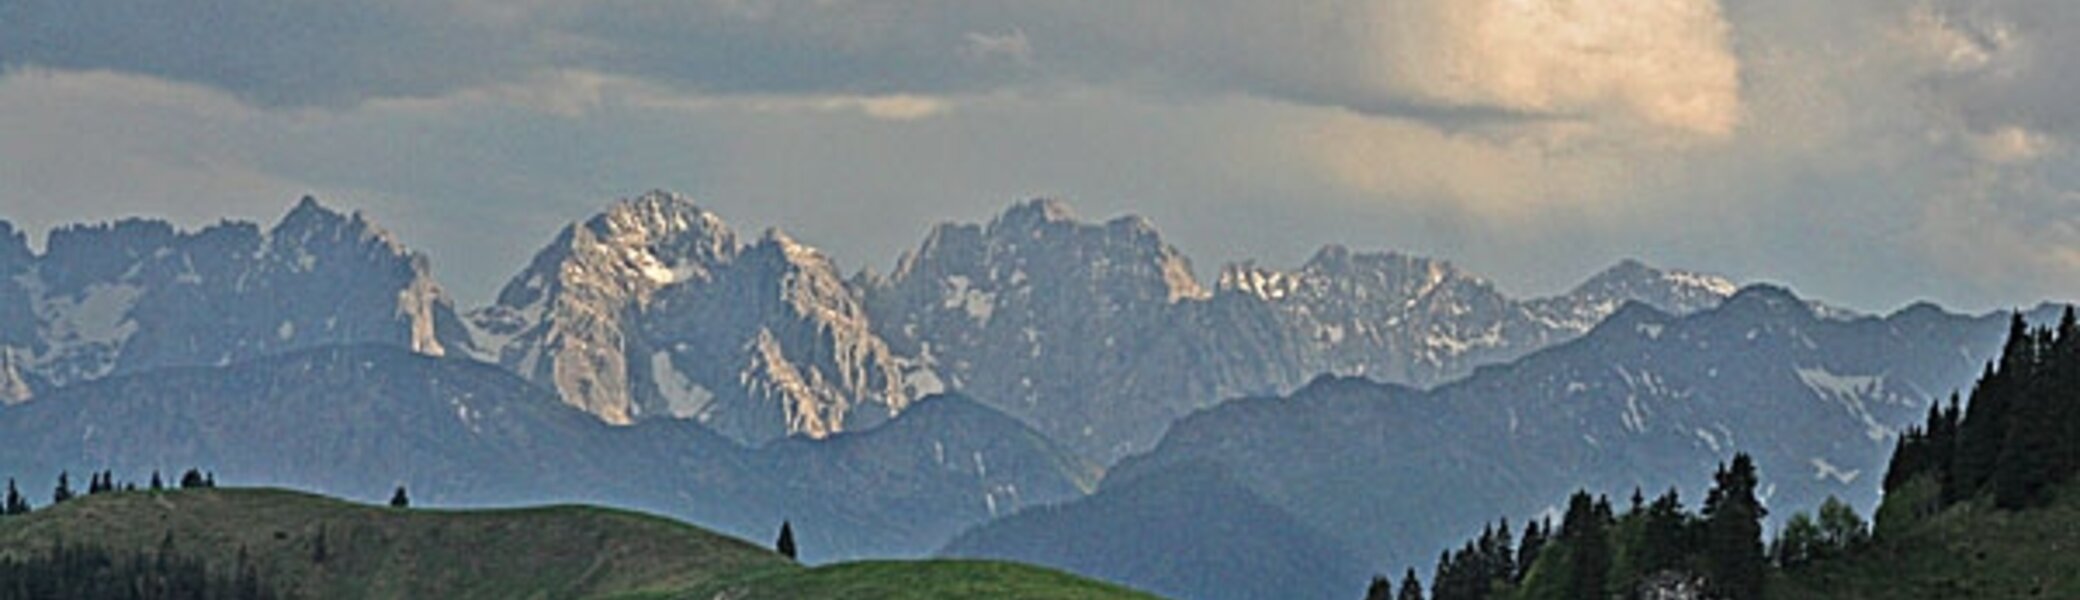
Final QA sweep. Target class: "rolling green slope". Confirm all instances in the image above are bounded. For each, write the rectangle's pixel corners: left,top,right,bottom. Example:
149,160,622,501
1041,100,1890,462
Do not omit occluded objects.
1770,484,2080,599
673,561,1162,600
0,488,1155,600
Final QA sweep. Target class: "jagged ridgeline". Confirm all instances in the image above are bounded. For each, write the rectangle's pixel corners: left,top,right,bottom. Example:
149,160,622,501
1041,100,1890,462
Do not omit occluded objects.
0,191,1743,465
466,191,1739,463
1884,306,2080,511
0,198,471,403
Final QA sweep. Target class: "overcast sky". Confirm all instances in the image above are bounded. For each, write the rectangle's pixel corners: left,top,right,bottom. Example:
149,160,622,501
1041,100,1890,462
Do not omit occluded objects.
2,0,2076,312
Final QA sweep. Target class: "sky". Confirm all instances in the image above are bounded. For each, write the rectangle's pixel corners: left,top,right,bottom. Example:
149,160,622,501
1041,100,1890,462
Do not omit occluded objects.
1,0,2077,313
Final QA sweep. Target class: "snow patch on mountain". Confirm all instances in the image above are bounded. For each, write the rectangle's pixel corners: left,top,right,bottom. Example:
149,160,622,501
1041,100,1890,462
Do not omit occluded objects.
1810,457,1861,484
650,350,714,419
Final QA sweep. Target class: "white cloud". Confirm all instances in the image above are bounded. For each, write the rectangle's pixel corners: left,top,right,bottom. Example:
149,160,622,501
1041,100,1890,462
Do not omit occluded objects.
1366,0,1742,136
1969,126,2058,164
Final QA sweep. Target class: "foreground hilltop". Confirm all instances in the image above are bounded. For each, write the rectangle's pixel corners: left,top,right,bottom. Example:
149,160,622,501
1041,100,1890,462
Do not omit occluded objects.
0,487,1156,600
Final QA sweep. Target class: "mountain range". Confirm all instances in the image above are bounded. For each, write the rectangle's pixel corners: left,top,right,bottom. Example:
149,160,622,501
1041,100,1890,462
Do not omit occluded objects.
0,191,1738,464
2,192,2058,599
0,199,471,403
946,287,2060,599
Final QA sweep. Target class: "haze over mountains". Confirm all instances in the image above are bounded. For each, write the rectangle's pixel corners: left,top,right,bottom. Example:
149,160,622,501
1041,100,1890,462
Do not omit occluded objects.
947,289,2058,599
0,191,1740,462
0,191,2059,598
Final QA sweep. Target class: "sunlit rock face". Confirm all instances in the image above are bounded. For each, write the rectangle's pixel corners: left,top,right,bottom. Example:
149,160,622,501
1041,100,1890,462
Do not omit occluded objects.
472,190,919,445
0,196,470,403
868,198,1736,463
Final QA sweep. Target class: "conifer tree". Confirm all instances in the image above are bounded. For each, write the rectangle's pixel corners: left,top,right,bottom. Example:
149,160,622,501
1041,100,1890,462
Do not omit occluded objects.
1366,575,1394,600
1703,454,1766,600
1955,316,2028,501
389,486,409,508
1398,568,1424,600
1492,518,1516,584
51,472,73,505
1559,491,1610,600
2,479,26,515
775,521,798,560
1637,488,1688,576
1516,519,1546,583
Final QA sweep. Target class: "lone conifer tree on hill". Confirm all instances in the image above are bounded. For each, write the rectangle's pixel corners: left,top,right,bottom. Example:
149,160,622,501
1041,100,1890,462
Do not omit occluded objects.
775,521,798,560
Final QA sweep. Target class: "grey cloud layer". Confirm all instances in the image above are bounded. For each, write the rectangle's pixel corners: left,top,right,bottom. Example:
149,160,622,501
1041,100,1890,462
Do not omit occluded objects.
1,0,2077,312
0,0,1737,132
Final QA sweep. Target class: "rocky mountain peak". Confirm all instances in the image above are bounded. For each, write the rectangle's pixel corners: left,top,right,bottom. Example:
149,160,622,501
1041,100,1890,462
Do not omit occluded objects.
994,198,1079,232
0,196,470,397
473,190,918,443
0,220,31,268
269,195,413,260
1717,283,1813,319
1569,258,1736,307
1526,259,1737,332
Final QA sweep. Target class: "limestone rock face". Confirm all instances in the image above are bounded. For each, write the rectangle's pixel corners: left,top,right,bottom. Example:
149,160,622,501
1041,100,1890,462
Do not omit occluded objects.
0,196,470,402
472,191,920,445
867,199,1738,463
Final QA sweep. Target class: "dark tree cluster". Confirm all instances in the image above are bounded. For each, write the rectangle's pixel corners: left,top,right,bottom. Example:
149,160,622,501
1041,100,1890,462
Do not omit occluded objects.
1380,454,1775,600
0,469,222,520
85,471,132,495
1770,496,1868,570
177,470,217,490
1885,307,2080,511
42,469,215,509
1364,568,1426,600
1431,517,1523,600
3,479,29,516
0,540,276,600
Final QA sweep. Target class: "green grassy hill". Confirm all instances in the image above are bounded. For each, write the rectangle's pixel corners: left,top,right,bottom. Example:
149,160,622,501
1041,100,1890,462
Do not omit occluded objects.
1770,481,2080,599
671,561,1161,600
0,488,1156,600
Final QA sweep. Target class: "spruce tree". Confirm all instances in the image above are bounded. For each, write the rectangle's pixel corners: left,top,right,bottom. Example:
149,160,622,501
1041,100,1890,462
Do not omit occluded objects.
1955,316,2029,502
1516,519,1546,583
775,521,798,560
1559,491,1610,600
1994,322,2061,508
1366,575,1394,600
1398,568,1424,600
1492,518,1516,585
1703,454,1766,600
2,479,25,515
1637,488,1687,576
51,472,73,505
389,486,410,508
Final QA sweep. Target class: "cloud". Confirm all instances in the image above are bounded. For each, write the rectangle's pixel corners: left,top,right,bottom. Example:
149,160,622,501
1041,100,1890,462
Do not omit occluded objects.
4,0,2080,314
1364,0,1741,136
1,0,1741,136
